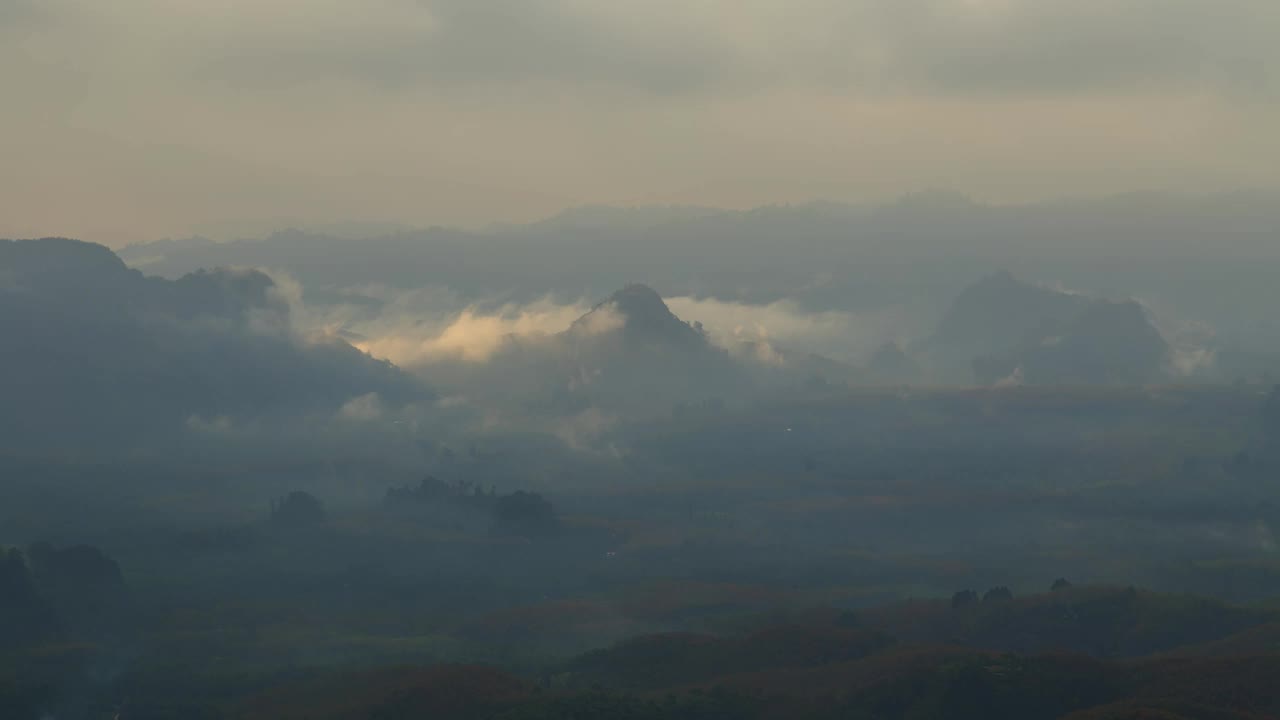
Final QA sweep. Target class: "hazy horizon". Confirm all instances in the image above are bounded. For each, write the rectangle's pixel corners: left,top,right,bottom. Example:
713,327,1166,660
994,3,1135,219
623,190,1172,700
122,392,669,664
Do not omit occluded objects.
5,0,1278,247
7,186,1279,250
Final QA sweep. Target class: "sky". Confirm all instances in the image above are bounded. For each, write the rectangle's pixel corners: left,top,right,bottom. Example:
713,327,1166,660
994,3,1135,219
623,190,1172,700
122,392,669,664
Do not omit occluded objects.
2,0,1278,247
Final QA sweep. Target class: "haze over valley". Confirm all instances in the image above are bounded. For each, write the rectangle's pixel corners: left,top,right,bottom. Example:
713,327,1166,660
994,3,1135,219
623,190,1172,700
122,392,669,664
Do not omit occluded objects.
5,1,1280,717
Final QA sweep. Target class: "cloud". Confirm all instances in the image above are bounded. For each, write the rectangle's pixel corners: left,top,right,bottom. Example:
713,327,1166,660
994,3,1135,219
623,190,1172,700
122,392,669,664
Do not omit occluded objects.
9,1,1276,105
842,0,1277,98
552,407,620,454
337,289,890,369
339,392,385,422
573,302,627,336
665,296,901,362
1141,300,1219,378
314,286,906,378
196,0,739,95
26,0,1269,100
1167,346,1216,378
3,1,1278,244
351,297,597,365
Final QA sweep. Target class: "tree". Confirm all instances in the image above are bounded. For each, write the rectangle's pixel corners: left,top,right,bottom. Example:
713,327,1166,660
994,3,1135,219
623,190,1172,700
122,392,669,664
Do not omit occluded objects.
983,586,1014,603
1051,578,1073,592
491,491,560,540
386,476,498,511
270,491,327,527
951,590,979,610
26,542,126,636
386,475,451,504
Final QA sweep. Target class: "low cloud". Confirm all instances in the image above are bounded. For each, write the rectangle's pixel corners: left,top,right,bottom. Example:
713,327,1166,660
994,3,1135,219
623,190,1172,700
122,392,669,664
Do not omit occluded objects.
665,296,902,362
314,287,905,372
339,392,385,422
552,408,621,454
1143,301,1219,378
351,297,595,366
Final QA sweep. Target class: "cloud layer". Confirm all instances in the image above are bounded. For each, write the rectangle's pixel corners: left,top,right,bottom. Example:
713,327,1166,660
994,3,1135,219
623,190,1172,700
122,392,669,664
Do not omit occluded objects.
328,289,896,371
355,301,599,365
4,1,1278,245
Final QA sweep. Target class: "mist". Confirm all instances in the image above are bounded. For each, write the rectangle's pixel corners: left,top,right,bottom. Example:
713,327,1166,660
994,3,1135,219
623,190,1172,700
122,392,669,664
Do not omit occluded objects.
6,2,1280,718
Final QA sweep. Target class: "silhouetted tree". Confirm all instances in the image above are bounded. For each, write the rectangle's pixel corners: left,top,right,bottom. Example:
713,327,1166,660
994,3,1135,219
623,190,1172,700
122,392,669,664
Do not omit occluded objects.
386,475,498,511
26,543,125,635
1051,578,1073,592
983,586,1014,603
386,475,452,504
270,491,327,527
491,491,560,540
950,590,979,609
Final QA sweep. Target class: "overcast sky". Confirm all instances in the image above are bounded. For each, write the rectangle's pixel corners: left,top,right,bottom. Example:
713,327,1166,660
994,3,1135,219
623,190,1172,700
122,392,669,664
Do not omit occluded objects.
3,0,1277,246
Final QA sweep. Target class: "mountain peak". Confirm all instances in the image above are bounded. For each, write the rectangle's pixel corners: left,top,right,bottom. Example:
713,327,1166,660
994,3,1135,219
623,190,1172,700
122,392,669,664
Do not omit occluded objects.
1,238,136,295
932,271,1087,348
1,237,130,275
606,283,669,320
977,269,1018,287
567,283,708,352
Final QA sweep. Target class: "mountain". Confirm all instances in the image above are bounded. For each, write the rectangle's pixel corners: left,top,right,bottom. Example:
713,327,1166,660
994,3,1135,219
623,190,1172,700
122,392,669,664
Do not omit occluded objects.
926,271,1170,385
866,341,920,384
421,284,854,422
518,205,726,236
0,238,427,453
566,284,708,351
974,299,1170,385
930,270,1090,351
551,285,746,412
113,193,1280,353
733,340,863,386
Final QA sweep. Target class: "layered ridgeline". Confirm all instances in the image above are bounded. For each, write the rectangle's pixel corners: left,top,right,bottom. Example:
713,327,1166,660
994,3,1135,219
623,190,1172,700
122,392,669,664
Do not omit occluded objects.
918,271,1171,385
0,238,426,452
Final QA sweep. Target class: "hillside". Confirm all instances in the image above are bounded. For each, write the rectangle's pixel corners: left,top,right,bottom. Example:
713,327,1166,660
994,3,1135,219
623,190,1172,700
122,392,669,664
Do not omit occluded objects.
550,284,747,412
0,238,426,452
925,271,1170,385
220,586,1280,720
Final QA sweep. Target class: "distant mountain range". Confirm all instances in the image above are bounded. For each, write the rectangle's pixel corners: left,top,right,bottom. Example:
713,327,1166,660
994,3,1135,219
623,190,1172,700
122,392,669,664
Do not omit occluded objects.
0,235,1245,459
111,191,1280,359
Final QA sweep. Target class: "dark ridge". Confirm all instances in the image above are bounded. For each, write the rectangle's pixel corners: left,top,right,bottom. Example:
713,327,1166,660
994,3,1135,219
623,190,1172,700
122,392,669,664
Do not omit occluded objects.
569,283,707,349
